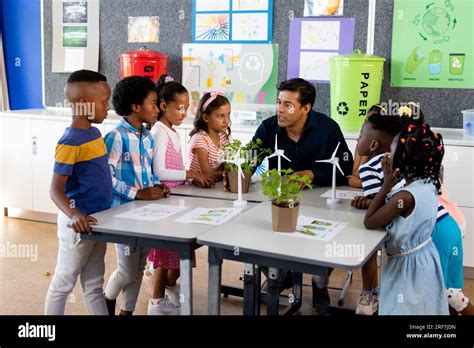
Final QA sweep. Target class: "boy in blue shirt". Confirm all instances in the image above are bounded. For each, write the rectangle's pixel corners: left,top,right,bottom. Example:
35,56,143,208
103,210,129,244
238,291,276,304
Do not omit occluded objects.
45,70,113,315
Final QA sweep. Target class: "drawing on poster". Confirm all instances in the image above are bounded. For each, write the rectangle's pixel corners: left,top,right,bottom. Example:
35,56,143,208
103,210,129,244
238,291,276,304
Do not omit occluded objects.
301,20,340,50
304,0,344,16
182,43,278,116
128,16,160,43
232,13,269,42
63,1,88,23
63,26,88,47
195,14,230,41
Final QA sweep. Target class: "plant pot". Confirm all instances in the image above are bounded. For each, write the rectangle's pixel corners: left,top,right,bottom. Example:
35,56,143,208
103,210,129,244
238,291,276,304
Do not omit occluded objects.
271,202,300,232
227,171,252,193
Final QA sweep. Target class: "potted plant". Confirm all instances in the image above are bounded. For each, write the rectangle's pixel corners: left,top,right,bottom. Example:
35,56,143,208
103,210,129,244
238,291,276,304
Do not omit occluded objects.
261,169,312,232
222,138,270,193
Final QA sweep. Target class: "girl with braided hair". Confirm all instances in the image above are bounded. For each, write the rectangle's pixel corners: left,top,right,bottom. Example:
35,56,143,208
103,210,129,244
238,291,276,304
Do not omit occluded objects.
364,122,449,314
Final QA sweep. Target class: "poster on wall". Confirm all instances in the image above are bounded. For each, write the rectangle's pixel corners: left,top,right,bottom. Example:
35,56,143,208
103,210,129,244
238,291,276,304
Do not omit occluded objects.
391,0,474,88
304,0,344,16
287,18,355,83
182,43,278,119
128,16,160,43
52,0,100,73
192,0,273,43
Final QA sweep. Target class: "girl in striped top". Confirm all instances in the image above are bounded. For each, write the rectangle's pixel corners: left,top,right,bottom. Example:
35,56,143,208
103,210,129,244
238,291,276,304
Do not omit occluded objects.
187,92,231,181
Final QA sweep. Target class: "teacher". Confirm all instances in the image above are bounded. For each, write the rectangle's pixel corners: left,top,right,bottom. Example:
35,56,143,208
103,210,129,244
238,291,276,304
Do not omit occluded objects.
252,78,354,305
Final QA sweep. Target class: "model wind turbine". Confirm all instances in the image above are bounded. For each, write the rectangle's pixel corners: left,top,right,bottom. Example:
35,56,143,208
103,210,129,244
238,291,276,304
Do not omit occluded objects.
267,134,291,193
224,147,247,207
316,142,344,205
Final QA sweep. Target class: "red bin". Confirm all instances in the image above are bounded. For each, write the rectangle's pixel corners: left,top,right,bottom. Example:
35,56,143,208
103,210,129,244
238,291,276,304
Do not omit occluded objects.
120,46,168,82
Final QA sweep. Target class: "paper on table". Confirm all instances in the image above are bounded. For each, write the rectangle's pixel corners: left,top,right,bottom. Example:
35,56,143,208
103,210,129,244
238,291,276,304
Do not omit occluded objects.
276,215,348,242
175,207,242,225
64,49,85,72
320,189,362,200
114,204,188,221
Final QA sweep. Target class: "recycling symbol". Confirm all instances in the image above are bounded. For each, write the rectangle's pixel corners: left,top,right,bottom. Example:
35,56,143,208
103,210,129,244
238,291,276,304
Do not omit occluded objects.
245,55,262,71
337,102,349,116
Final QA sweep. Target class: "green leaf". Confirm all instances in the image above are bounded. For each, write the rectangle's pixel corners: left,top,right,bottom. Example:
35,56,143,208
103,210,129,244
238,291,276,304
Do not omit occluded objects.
261,169,312,206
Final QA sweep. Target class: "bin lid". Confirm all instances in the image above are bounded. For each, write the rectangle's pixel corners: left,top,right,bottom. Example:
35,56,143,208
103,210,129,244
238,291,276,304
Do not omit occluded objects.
122,46,167,58
331,49,385,62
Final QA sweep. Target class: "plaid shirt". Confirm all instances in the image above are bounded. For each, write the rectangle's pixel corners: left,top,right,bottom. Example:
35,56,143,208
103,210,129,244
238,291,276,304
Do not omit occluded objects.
105,117,159,207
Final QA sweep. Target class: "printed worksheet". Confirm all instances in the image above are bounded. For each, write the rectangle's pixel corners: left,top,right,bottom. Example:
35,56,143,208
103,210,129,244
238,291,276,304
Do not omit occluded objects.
114,204,187,222
174,208,242,225
320,189,362,200
276,215,348,242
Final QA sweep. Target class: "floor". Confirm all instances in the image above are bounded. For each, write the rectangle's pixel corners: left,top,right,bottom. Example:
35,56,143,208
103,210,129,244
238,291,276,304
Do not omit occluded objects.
1,215,473,315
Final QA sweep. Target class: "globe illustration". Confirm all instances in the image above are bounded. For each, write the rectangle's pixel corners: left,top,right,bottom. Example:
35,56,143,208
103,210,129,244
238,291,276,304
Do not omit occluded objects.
422,7,451,37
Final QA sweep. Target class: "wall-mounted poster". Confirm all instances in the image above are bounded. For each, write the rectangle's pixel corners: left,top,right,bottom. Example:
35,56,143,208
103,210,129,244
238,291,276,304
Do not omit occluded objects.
304,0,344,17
182,43,278,118
192,0,273,43
52,0,100,73
63,1,88,23
128,16,160,43
287,18,355,83
391,0,474,88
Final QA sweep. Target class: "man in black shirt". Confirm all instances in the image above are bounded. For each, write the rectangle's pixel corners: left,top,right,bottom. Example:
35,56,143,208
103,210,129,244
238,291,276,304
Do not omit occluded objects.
253,78,354,305
253,78,353,185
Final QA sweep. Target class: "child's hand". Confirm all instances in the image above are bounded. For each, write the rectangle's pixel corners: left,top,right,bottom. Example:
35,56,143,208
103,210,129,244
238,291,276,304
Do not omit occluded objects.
192,173,216,188
70,212,97,235
222,172,230,192
136,187,166,200
381,153,400,189
156,184,171,198
351,196,371,209
346,175,362,188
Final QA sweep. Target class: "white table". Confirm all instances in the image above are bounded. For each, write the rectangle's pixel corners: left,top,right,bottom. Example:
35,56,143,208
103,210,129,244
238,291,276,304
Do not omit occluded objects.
171,181,267,203
197,201,387,315
173,182,366,313
172,180,364,208
80,196,255,315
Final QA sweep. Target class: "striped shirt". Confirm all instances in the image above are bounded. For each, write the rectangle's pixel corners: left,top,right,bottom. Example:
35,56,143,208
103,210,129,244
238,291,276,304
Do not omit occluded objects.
54,126,113,214
187,130,229,172
104,117,159,207
359,153,449,222
359,154,405,197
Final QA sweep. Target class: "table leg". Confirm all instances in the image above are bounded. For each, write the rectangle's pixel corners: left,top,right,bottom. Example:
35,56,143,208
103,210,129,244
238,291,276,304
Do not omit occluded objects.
254,265,261,316
179,251,193,316
267,267,280,315
208,247,223,315
243,263,255,316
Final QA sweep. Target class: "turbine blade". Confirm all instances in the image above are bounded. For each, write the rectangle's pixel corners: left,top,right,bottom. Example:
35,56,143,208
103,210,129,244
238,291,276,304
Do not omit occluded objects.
275,134,278,151
335,161,345,176
331,142,341,159
281,154,291,163
316,159,332,164
267,153,278,160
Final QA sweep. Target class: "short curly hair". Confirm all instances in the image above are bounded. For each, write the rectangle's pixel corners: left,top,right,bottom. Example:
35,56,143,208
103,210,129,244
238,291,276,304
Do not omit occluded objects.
112,76,156,116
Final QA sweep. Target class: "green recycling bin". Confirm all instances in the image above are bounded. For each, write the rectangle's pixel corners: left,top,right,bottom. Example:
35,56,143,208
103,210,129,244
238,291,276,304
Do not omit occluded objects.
330,49,385,133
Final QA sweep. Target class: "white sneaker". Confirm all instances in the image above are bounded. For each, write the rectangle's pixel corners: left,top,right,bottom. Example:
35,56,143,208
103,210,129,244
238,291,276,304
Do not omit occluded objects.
144,263,154,277
147,297,179,315
355,294,374,315
372,293,379,313
165,284,181,307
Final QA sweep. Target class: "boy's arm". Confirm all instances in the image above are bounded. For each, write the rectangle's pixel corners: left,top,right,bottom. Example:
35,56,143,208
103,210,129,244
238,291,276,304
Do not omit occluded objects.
105,131,139,200
50,173,96,234
105,131,164,200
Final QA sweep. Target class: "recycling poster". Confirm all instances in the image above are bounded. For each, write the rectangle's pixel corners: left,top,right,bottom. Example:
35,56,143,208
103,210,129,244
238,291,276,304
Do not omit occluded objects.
391,0,474,88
